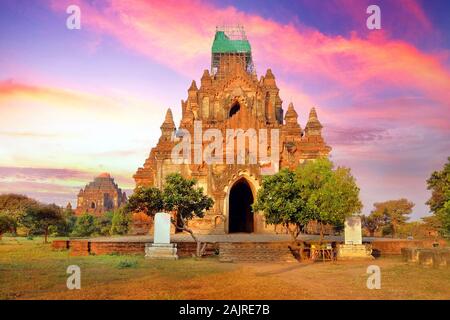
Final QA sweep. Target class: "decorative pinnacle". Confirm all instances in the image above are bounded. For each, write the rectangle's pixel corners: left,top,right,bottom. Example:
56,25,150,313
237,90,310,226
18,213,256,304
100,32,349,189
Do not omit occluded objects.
188,80,198,91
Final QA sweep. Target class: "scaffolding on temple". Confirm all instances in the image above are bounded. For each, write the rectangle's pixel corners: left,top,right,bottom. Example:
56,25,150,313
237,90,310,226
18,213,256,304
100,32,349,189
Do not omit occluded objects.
211,25,255,80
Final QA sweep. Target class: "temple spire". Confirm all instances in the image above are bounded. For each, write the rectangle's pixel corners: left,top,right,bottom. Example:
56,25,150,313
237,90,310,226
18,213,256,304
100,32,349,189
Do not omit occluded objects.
160,108,176,139
188,80,198,92
284,102,302,135
163,108,175,127
285,102,298,119
305,107,323,136
201,69,212,88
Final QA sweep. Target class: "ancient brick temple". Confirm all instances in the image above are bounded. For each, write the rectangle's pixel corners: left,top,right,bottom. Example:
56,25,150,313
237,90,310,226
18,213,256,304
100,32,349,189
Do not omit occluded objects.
134,27,331,234
75,172,127,216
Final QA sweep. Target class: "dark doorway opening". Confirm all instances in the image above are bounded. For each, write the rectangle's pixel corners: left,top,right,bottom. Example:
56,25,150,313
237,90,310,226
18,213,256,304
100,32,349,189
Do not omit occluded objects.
229,102,240,118
229,178,254,233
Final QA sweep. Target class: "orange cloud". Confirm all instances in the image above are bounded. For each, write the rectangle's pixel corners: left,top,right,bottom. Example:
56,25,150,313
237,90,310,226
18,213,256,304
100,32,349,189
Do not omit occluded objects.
0,79,121,113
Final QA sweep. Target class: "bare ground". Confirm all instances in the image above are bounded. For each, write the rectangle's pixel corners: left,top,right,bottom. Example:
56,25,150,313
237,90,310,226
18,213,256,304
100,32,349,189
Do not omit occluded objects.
1,237,449,300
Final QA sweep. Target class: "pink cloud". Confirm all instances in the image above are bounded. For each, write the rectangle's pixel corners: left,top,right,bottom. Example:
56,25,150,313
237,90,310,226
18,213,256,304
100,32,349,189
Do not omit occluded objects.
28,0,450,219
46,0,450,109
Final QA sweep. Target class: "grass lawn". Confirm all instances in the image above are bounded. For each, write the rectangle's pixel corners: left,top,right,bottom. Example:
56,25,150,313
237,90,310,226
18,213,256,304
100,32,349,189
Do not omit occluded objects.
0,236,449,300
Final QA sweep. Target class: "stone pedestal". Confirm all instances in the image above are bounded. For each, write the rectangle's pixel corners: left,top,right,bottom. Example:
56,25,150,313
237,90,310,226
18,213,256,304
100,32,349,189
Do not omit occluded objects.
344,216,362,245
337,244,373,260
338,216,373,259
145,212,178,260
145,243,178,260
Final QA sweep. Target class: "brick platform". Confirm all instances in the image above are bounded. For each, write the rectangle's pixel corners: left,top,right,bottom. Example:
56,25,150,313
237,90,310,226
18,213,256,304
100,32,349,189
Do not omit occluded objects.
370,239,446,255
218,242,297,262
51,240,69,250
69,240,90,256
402,247,450,268
52,235,447,260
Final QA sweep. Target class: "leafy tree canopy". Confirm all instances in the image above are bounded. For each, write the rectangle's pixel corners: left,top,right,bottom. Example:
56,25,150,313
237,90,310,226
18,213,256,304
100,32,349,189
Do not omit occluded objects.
371,199,414,237
163,173,214,224
126,187,163,215
426,157,450,235
111,208,131,235
0,214,15,239
20,203,63,243
71,213,98,237
0,194,39,233
162,173,214,256
253,169,305,241
255,158,362,241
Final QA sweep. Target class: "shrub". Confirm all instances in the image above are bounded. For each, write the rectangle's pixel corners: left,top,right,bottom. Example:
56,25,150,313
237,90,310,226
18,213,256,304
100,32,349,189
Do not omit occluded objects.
117,259,138,269
95,211,113,236
111,208,131,235
71,213,98,237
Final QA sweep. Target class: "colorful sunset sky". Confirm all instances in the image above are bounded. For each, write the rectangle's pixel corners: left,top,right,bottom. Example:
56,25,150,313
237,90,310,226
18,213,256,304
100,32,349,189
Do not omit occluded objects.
0,0,449,220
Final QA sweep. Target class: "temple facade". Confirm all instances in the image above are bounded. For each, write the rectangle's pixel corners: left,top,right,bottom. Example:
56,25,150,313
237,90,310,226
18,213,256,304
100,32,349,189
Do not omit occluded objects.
75,172,127,216
134,27,331,234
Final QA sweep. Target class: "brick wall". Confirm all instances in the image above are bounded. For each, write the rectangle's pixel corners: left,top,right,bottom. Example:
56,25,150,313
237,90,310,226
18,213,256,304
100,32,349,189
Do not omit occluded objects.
218,242,296,262
51,240,69,250
371,239,446,255
90,242,146,255
54,238,448,258
69,240,90,256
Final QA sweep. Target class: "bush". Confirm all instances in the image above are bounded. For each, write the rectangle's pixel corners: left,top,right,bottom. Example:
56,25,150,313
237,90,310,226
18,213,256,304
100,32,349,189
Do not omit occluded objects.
0,214,15,239
111,208,130,235
71,213,98,237
382,225,393,237
117,259,138,269
55,210,77,236
95,211,113,236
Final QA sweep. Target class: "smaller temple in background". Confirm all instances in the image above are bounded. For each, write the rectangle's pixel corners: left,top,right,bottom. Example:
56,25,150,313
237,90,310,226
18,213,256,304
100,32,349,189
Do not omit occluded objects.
75,172,127,216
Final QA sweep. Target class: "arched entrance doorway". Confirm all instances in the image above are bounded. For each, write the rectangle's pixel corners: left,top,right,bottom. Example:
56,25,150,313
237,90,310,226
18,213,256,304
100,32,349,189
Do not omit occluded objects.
228,178,254,233
229,102,240,118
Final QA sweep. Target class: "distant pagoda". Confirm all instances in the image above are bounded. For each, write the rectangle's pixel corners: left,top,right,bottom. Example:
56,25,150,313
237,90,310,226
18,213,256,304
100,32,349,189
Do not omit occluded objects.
75,172,127,216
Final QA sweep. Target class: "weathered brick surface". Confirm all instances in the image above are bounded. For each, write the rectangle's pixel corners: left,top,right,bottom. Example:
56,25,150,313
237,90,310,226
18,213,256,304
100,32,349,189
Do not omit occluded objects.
69,240,90,256
218,242,296,262
75,173,126,216
63,240,217,257
372,240,446,255
90,242,146,255
134,29,331,236
401,247,449,268
58,238,447,259
51,240,69,250
176,242,217,257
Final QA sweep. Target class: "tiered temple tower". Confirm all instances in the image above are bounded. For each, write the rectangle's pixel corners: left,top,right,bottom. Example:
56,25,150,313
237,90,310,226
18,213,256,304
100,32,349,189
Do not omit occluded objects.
75,172,127,216
134,26,331,234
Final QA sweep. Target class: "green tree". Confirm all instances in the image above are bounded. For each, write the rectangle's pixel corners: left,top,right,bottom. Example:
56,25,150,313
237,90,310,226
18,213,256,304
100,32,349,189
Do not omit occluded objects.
53,207,77,236
0,214,15,240
95,211,114,236
163,173,214,257
126,187,163,215
71,213,98,237
20,203,64,243
0,194,38,234
254,159,362,242
111,208,131,235
253,169,306,241
421,215,442,237
371,199,414,238
361,210,387,237
295,159,362,241
426,157,450,236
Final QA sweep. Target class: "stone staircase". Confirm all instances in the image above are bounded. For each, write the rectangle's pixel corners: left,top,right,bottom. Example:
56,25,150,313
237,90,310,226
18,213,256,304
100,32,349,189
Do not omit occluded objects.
218,242,297,262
